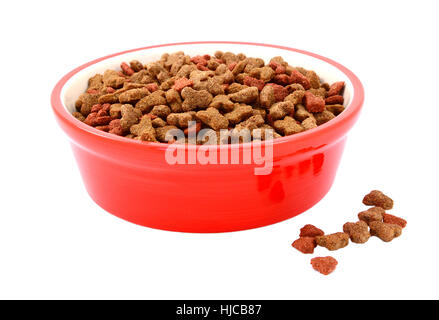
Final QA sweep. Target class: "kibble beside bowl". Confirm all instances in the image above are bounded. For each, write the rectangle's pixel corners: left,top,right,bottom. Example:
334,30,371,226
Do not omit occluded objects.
51,42,364,233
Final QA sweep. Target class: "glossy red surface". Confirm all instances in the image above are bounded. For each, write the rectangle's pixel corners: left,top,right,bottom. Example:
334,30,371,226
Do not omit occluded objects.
51,42,364,233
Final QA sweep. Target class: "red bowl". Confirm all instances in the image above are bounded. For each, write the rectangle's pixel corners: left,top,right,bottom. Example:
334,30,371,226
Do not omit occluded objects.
51,42,364,233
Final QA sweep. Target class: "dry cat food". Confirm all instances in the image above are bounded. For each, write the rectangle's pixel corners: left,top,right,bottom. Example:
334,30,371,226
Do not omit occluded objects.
73,51,346,144
311,256,338,276
291,190,407,275
292,237,317,254
315,232,350,251
363,190,394,210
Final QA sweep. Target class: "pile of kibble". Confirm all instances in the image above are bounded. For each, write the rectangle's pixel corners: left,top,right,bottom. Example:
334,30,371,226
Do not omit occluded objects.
73,51,345,144
291,190,407,275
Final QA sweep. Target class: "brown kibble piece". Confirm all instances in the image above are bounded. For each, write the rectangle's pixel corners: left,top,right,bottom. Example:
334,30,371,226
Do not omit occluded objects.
383,213,407,228
170,55,191,75
221,52,239,65
299,224,324,238
190,69,215,90
358,207,385,225
130,115,156,142
226,83,248,94
130,60,144,72
150,105,171,119
151,117,167,128
207,59,220,70
98,93,118,105
305,70,320,89
273,116,304,136
155,125,179,142
103,70,125,88
252,108,266,118
292,237,317,254
255,124,282,140
363,190,394,210
175,64,197,79
128,69,154,84
109,103,122,119
119,82,148,91
343,221,371,244
285,83,305,93
120,104,142,132
165,89,183,113
234,115,265,133
244,57,265,73
284,90,305,106
181,87,213,111
148,62,169,81
321,83,330,91
196,107,229,131
308,87,327,99
76,92,100,116
302,117,317,130
316,232,349,251
206,77,225,95
225,104,253,125
228,87,259,104
135,90,167,113
269,101,294,120
249,66,275,82
326,104,345,116
311,256,338,275
159,78,175,91
167,112,196,128
369,221,402,242
118,88,149,104
314,110,335,125
87,74,103,90
259,85,276,108
294,104,313,121
231,58,248,76
72,112,85,122
209,94,235,112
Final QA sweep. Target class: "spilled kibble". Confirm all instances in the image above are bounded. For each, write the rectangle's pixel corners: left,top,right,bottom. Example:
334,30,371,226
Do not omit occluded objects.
291,237,317,254
363,190,394,210
291,190,406,276
383,213,407,228
343,221,370,244
299,224,324,238
369,221,402,242
358,207,385,225
311,257,338,276
316,232,350,251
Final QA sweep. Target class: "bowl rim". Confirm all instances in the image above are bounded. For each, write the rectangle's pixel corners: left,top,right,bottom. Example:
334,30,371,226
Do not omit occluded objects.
51,41,364,151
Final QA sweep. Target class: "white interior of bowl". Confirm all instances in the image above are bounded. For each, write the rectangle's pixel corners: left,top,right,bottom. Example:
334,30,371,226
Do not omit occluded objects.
62,43,353,113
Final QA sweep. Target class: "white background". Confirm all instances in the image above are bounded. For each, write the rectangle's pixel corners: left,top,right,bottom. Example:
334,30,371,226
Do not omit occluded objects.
1,0,438,300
